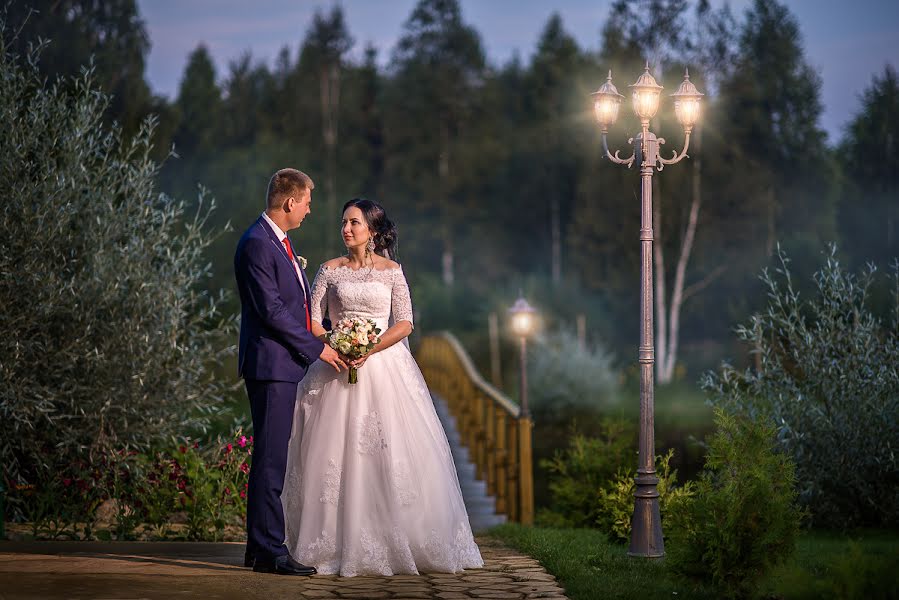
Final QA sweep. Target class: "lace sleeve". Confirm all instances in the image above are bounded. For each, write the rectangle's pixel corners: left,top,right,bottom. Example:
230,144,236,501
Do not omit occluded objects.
310,265,328,324
391,266,414,328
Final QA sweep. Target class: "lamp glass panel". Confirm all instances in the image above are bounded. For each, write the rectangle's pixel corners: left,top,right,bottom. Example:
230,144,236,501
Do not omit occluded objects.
594,98,620,126
633,89,660,120
511,312,533,337
675,98,700,127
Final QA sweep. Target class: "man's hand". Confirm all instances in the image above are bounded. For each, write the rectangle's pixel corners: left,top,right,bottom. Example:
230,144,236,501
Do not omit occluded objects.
319,344,347,372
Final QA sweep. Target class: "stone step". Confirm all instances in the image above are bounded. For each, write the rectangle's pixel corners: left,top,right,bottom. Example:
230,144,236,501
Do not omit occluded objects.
431,393,505,534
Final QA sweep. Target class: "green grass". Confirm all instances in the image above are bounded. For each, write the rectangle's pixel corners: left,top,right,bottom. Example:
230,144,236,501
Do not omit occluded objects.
488,524,718,600
488,524,899,600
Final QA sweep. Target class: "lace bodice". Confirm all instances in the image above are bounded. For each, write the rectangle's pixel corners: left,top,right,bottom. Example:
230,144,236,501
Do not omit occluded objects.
310,265,414,331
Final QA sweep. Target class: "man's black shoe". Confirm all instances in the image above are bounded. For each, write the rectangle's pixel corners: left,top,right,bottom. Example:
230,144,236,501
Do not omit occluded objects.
243,549,254,568
252,554,317,576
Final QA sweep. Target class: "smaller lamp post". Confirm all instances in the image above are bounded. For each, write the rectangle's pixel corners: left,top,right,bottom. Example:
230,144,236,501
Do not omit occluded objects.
509,294,537,524
509,295,537,418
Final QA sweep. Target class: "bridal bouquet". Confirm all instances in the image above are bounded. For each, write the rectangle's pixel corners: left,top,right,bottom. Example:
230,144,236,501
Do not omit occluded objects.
327,317,382,384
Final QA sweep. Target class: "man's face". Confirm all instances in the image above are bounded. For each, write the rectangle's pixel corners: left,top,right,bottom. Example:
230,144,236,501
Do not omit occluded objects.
289,188,312,229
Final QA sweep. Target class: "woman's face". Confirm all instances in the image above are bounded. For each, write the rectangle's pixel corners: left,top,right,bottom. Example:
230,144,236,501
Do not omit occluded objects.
341,206,371,251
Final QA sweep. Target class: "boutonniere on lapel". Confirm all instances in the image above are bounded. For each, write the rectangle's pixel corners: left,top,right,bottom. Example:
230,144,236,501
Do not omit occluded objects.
296,255,308,270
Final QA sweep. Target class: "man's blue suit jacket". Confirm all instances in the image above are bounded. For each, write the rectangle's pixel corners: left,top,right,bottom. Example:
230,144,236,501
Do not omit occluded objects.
234,216,325,382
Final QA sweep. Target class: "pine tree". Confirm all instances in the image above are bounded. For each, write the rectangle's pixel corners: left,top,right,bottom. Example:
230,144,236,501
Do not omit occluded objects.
839,65,899,268
388,0,487,287
174,45,221,156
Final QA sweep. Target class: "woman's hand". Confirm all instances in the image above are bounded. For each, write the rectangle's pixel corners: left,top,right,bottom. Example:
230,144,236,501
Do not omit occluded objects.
350,352,373,369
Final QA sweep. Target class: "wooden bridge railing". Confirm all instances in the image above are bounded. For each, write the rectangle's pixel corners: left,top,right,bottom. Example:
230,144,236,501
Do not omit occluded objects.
416,332,534,524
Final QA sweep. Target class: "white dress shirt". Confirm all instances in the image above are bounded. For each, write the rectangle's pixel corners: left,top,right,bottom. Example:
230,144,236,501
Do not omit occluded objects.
261,211,307,302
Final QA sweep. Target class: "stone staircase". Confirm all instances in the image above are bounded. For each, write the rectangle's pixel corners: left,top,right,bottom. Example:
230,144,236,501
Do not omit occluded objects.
431,394,507,532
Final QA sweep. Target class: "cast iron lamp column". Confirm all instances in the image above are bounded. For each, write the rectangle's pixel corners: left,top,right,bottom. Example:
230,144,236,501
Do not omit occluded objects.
590,64,704,558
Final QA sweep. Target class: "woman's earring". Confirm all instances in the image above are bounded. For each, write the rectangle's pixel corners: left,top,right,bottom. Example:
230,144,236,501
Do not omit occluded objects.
367,237,376,253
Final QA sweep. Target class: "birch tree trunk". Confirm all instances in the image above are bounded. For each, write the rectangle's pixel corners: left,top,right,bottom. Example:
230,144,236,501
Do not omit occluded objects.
654,177,668,382
659,125,703,382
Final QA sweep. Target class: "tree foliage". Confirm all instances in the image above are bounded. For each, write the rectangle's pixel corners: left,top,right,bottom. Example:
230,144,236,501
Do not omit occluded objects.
6,0,886,421
839,65,899,270
6,0,155,136
702,246,899,528
0,28,234,483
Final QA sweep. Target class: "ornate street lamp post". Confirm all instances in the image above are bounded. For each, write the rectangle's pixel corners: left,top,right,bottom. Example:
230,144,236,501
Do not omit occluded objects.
509,294,537,525
509,294,537,418
591,64,704,558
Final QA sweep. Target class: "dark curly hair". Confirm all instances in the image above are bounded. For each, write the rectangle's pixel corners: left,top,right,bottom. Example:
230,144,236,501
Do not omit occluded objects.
342,198,398,260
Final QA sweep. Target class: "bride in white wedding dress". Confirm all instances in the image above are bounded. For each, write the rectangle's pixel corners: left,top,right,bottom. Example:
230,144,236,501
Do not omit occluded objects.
281,198,483,576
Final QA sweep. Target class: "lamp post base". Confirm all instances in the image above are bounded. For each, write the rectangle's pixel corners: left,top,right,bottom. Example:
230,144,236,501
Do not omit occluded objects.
627,472,665,558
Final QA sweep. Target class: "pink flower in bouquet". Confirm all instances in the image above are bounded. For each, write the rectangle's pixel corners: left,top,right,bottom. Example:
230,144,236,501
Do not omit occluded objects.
240,462,250,474
225,443,233,454
238,435,247,448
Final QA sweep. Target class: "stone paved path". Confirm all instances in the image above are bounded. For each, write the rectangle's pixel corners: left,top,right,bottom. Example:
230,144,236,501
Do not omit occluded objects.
0,537,569,600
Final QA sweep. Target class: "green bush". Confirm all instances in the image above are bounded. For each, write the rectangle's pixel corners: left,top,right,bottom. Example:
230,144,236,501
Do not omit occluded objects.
596,449,696,543
0,22,235,489
702,246,899,527
665,409,804,598
537,419,694,542
537,419,634,528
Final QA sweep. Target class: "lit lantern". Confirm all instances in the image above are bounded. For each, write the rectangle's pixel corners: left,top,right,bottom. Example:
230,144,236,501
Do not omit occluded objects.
671,68,704,131
591,70,625,130
629,63,664,122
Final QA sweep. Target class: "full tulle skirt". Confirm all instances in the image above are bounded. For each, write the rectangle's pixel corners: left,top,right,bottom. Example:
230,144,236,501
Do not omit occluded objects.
281,342,483,576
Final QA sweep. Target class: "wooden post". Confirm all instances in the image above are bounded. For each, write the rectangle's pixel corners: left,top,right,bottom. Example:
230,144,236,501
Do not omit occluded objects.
488,312,502,387
486,401,496,495
507,418,519,522
495,411,508,514
475,392,487,481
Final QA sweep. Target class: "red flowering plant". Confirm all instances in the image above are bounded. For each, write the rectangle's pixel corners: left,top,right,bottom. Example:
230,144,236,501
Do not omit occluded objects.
14,448,106,540
9,430,254,542
156,429,253,541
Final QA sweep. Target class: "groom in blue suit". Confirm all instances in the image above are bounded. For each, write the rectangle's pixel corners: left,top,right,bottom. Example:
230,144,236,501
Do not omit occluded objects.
234,168,346,575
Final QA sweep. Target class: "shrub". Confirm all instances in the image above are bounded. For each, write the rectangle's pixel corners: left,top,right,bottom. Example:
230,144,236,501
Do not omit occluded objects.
0,22,235,489
537,419,693,542
665,409,804,598
528,327,619,416
596,449,696,543
8,430,252,541
537,419,634,528
701,246,899,527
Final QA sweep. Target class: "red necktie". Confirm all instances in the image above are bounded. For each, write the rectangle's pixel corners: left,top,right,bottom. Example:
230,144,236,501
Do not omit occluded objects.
282,237,311,331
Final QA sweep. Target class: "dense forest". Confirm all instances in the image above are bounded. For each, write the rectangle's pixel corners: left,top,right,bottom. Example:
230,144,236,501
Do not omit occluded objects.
8,0,897,383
